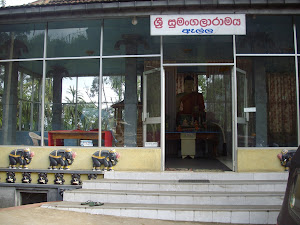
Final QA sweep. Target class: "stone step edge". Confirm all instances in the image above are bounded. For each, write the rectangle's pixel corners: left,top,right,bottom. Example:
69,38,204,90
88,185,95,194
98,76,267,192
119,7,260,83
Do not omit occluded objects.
42,201,281,211
83,179,287,184
65,189,285,196
104,171,289,181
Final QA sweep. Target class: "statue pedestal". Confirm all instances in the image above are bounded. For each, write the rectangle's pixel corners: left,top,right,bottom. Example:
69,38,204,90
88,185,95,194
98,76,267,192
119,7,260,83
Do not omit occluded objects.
180,133,196,159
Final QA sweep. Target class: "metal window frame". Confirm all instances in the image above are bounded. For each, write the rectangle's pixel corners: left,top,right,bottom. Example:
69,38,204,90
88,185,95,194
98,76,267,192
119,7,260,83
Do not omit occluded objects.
0,15,299,170
162,41,236,171
294,22,300,145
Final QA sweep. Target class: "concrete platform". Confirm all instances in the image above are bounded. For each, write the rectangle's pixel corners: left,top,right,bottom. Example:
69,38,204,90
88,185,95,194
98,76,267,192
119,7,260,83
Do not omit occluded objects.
0,202,252,225
42,201,281,224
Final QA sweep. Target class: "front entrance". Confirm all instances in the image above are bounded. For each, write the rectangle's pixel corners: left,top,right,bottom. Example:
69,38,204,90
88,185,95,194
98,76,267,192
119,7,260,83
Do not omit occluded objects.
164,66,233,171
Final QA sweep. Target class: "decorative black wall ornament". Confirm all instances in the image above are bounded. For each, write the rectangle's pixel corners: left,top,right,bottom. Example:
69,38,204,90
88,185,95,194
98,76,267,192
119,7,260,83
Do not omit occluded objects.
38,173,48,184
92,149,120,171
22,172,32,183
8,148,34,169
277,149,297,171
6,172,16,183
59,189,64,197
71,174,82,185
88,174,97,180
54,173,65,185
49,149,77,170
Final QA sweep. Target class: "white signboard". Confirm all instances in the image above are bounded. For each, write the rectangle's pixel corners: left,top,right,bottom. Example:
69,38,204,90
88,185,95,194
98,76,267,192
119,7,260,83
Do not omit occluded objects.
244,107,256,113
150,14,246,36
145,142,158,147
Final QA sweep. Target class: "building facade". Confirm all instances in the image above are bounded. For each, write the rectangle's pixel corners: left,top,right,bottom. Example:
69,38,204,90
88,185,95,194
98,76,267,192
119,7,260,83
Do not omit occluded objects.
0,0,299,176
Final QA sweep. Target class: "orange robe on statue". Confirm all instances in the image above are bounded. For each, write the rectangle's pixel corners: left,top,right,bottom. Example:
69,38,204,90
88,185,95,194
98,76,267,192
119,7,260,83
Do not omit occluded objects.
176,92,205,128
179,92,205,115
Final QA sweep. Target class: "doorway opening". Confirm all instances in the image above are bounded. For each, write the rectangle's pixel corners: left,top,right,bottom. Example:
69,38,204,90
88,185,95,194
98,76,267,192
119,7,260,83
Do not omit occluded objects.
18,191,47,205
165,66,233,171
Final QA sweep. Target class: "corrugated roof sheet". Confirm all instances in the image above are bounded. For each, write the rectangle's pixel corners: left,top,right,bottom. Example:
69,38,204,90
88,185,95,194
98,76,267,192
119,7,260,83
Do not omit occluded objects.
3,0,300,8
30,0,131,6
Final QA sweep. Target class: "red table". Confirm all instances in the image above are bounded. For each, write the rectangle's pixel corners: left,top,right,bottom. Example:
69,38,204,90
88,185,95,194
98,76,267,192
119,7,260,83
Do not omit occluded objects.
48,130,113,147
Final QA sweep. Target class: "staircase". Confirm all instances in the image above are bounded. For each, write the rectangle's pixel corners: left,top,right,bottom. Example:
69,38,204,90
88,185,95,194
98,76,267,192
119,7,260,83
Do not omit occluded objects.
42,171,288,224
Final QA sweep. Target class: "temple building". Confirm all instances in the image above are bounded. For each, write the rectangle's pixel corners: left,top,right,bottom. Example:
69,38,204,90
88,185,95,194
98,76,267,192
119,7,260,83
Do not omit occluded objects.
0,0,299,214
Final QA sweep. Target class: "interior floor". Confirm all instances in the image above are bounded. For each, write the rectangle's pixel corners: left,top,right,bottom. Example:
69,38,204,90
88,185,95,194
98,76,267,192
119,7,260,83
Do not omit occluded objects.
218,155,233,170
165,156,232,172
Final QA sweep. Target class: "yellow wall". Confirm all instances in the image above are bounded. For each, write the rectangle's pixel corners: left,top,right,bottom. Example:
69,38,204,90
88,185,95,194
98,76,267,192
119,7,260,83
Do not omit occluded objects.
237,147,298,172
0,146,161,184
1,146,297,176
0,146,161,171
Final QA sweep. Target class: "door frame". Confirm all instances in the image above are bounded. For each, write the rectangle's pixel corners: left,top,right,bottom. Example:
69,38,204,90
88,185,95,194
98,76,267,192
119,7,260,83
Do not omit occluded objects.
142,68,161,146
161,63,237,171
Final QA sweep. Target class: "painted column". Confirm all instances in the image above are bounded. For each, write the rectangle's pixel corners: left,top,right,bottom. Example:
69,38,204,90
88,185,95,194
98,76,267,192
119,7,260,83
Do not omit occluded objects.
115,34,148,147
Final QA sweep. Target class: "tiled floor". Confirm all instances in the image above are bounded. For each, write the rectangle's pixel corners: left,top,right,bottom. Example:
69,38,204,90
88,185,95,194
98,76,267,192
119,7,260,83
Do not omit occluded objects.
165,156,232,171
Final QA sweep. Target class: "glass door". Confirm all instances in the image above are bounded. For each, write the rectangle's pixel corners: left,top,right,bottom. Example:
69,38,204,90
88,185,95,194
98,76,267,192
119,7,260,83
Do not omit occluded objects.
164,66,233,171
142,68,161,147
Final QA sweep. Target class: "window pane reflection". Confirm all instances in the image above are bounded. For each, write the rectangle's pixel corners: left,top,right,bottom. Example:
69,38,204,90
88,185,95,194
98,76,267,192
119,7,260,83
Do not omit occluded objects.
45,59,99,146
296,16,300,54
237,57,297,147
102,58,161,147
163,35,233,63
47,20,101,57
103,18,160,56
0,23,45,59
0,61,43,145
236,15,294,54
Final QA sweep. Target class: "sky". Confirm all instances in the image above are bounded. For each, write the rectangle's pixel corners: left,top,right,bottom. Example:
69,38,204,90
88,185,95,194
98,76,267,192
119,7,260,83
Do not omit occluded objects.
5,0,36,6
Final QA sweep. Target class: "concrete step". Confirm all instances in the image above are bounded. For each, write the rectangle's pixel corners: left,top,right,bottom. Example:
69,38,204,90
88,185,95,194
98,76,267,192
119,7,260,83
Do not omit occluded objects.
63,188,284,206
103,171,289,181
57,172,288,224
42,201,280,224
82,179,287,193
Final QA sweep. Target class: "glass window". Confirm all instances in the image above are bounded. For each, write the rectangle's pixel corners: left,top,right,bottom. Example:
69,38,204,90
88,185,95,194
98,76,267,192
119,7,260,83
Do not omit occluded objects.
237,57,297,147
163,35,233,63
299,57,300,141
236,15,294,54
103,17,160,56
47,20,101,58
0,61,43,145
296,16,300,53
45,59,99,146
0,23,45,59
102,57,161,147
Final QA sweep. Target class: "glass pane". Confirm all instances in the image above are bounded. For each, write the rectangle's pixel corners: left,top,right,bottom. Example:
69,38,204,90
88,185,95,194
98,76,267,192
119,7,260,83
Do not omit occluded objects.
103,17,160,55
237,57,297,147
144,67,161,147
102,57,160,147
146,124,160,144
0,61,43,145
47,20,101,57
297,16,300,54
163,36,233,63
45,59,99,147
236,15,294,54
0,23,45,59
145,68,161,118
299,57,300,146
